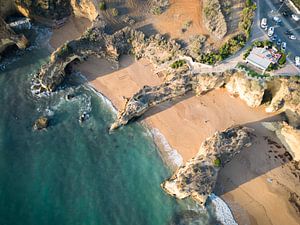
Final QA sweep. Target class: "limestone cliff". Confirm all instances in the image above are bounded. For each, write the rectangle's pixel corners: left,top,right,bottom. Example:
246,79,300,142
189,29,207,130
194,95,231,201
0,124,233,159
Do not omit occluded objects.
0,0,16,18
70,0,98,21
266,77,300,116
263,121,300,161
15,0,71,26
226,72,267,107
0,16,28,56
161,126,253,206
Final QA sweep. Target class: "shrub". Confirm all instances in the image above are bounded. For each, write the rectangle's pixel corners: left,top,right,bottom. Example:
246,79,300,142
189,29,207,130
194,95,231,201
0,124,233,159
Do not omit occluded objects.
170,60,186,69
214,158,221,167
246,0,253,7
99,2,106,10
278,53,286,65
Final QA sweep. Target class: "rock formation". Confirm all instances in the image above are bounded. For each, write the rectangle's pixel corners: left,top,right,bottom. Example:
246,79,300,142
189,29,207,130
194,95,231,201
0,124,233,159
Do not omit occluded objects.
33,116,49,130
15,0,71,26
161,126,253,206
263,121,300,161
266,77,300,116
0,16,28,56
203,0,227,39
70,0,98,21
225,72,267,107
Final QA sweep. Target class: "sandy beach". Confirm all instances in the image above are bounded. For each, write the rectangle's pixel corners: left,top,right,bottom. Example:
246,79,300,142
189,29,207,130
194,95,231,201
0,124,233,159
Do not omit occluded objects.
76,55,300,225
50,16,300,225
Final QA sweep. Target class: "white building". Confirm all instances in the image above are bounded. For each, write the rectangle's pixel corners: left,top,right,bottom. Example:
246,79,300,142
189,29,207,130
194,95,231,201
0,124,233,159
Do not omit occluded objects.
246,47,281,73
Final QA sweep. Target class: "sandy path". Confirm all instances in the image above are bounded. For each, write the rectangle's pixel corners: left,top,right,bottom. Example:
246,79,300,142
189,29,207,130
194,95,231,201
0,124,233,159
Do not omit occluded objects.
75,55,300,225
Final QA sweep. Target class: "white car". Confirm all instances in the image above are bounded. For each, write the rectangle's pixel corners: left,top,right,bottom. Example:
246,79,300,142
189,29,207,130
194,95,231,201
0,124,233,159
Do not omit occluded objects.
281,42,287,51
292,14,300,21
295,56,300,67
273,16,282,23
268,27,275,37
261,18,267,29
289,35,297,40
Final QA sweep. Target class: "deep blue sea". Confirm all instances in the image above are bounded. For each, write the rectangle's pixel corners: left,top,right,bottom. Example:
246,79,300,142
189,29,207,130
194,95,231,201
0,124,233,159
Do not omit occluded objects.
0,23,221,225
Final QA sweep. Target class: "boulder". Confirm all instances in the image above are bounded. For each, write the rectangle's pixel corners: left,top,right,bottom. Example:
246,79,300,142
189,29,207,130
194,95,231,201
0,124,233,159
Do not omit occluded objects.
33,116,49,130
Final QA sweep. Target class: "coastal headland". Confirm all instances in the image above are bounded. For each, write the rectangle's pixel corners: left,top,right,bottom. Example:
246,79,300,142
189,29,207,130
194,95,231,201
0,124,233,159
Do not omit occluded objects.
1,0,300,224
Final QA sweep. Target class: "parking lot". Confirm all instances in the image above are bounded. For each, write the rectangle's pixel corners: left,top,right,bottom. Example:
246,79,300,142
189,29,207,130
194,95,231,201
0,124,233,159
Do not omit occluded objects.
258,0,300,67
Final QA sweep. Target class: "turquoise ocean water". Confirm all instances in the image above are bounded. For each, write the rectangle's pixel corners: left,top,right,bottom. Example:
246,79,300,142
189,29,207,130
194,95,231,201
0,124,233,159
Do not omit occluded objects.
0,24,220,225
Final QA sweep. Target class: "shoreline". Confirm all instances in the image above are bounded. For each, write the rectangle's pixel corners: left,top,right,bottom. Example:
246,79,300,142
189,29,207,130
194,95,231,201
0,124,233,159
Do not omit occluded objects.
49,16,300,225
85,79,239,225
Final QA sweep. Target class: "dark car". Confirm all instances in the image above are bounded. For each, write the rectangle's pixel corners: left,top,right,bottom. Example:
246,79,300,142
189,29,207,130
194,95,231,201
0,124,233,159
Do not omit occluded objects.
282,11,289,17
285,30,293,35
277,39,282,46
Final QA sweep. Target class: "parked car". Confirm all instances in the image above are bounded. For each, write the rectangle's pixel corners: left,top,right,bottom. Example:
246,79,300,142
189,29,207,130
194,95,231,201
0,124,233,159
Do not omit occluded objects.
268,27,275,36
285,30,293,35
289,35,297,40
273,16,282,24
277,38,282,46
271,34,278,42
261,18,267,29
295,56,300,67
292,14,300,21
282,11,289,17
281,42,287,51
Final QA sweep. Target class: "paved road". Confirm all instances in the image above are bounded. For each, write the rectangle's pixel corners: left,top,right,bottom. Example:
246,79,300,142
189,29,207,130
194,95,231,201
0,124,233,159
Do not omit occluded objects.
169,0,300,75
259,0,300,62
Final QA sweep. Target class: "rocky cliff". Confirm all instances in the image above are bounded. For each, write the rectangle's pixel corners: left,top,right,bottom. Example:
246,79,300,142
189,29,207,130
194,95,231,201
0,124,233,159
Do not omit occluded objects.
225,72,267,107
0,16,28,56
70,0,98,21
263,121,300,161
161,126,253,206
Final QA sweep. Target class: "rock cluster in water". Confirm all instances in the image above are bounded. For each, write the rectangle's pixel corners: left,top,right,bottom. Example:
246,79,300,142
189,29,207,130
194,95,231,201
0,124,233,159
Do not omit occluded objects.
161,126,253,206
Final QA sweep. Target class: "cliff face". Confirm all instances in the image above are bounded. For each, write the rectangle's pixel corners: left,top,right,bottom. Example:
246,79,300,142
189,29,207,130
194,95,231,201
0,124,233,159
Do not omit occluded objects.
0,16,28,56
0,0,16,18
266,78,300,116
15,0,71,25
263,121,300,161
70,0,98,21
161,126,253,206
226,72,267,107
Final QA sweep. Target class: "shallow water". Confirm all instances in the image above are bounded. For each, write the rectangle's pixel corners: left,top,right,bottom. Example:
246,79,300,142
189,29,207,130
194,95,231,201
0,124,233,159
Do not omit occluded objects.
0,24,220,225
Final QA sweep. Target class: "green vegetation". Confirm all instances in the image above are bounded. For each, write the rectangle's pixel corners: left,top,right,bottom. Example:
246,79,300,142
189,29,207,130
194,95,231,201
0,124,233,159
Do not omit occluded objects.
278,53,286,65
170,60,186,69
195,1,256,65
291,0,300,9
213,158,221,167
151,6,163,15
237,64,268,78
99,2,106,10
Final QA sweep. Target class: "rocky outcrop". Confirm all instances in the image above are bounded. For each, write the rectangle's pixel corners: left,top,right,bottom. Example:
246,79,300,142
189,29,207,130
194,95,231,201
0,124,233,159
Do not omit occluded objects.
15,0,71,26
0,16,28,56
110,67,193,130
263,121,300,161
161,126,253,206
226,72,267,107
266,77,300,116
33,116,49,130
203,0,227,39
70,0,98,21
0,0,16,18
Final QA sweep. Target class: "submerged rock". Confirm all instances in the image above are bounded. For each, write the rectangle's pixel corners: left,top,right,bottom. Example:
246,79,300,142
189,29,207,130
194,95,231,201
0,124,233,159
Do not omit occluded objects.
33,116,49,130
161,126,253,206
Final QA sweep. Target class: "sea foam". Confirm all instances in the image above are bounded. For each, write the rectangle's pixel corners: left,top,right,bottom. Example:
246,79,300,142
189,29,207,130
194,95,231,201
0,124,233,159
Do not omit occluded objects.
209,193,238,225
